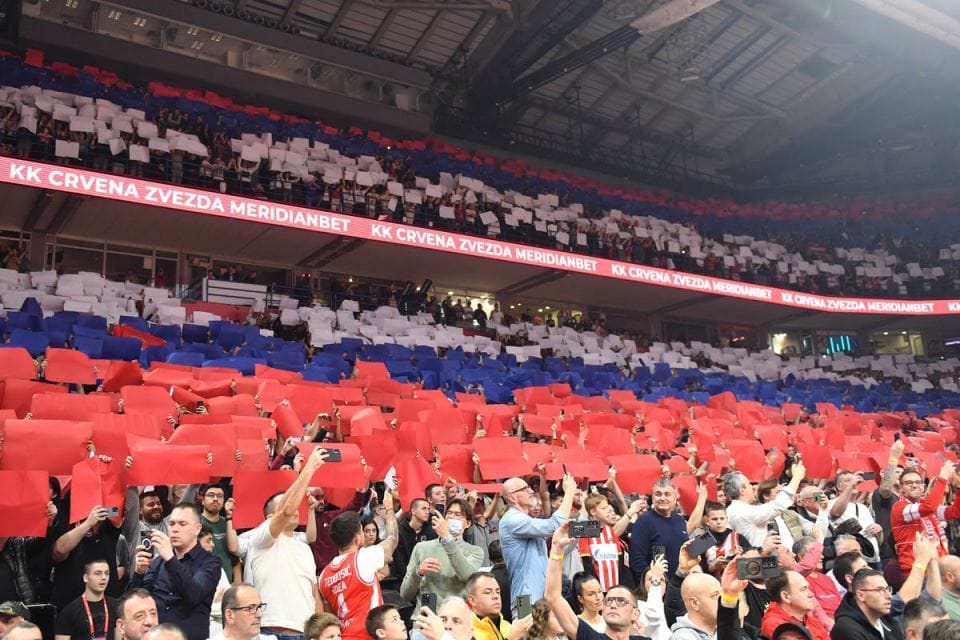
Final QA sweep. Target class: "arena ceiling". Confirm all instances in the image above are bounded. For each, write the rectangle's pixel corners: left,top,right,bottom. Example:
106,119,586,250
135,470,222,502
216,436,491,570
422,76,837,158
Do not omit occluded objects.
19,0,960,195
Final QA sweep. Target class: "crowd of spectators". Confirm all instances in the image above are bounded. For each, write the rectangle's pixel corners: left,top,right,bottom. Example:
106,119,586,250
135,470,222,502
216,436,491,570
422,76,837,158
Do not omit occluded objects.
6,393,960,640
2,51,960,302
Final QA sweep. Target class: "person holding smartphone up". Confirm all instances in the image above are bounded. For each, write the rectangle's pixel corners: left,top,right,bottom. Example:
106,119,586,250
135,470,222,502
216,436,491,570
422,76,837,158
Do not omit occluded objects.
499,473,578,619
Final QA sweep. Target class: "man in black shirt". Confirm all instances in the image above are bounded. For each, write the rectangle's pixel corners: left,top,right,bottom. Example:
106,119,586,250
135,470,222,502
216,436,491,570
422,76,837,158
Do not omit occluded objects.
131,503,220,640
51,506,122,611
55,559,118,640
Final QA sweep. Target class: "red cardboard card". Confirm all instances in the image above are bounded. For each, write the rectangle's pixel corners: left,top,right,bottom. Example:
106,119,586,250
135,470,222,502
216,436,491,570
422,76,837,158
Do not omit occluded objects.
0,470,49,536
0,419,92,474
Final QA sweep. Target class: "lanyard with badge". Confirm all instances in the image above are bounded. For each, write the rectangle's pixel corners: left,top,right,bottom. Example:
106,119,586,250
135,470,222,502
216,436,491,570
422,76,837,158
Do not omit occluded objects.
82,596,108,640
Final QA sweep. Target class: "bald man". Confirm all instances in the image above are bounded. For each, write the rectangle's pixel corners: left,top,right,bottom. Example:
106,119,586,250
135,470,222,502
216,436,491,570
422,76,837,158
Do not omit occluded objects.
938,555,960,620
0,622,41,640
437,597,472,640
499,473,576,614
668,574,722,639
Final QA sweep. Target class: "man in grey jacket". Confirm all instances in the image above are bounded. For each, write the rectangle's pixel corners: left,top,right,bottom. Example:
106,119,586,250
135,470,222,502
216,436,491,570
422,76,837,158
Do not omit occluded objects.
669,573,722,640
401,500,484,614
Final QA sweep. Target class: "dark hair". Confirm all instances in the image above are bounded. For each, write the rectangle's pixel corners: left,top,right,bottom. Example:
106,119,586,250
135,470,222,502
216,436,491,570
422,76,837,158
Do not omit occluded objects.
263,492,285,518
765,570,796,603
466,571,499,596
757,479,780,502
923,619,960,640
171,502,201,520
703,501,726,516
832,552,865,588
118,588,155,619
488,540,503,564
360,516,380,541
409,497,428,512
425,484,442,500
903,597,947,634
220,584,256,621
365,604,398,638
445,498,469,518
199,526,214,540
573,572,600,598
83,558,110,574
900,469,924,486
850,567,884,593
330,511,362,550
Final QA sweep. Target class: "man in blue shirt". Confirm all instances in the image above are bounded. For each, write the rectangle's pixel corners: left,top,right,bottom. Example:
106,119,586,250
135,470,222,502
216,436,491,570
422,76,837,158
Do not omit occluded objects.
629,478,689,581
499,473,577,616
132,503,221,640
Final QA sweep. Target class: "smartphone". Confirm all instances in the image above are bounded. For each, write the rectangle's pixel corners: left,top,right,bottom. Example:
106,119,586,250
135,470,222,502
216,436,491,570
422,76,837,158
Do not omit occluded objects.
140,531,153,552
516,594,532,619
569,520,602,538
686,532,717,559
860,472,876,481
313,428,329,443
652,544,666,559
105,506,120,517
324,448,342,462
562,463,569,476
421,593,438,613
196,399,204,410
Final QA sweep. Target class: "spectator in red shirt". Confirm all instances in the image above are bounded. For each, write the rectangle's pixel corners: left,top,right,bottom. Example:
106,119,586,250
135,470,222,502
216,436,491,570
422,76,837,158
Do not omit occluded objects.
760,570,831,640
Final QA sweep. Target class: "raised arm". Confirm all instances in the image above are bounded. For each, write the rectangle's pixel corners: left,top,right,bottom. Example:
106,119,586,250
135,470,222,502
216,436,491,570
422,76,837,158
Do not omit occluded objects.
829,473,862,520
606,467,629,515
270,448,327,539
546,522,581,640
377,489,399,558
899,534,938,603
686,483,708,535
878,440,905,500
53,506,107,563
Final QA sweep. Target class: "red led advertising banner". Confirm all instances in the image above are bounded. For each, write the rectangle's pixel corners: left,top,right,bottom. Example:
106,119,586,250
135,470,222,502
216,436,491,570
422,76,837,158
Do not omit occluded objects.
3,157,958,316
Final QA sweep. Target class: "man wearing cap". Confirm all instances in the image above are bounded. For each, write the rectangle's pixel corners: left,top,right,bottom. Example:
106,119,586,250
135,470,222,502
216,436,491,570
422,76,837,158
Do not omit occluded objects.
760,570,830,640
55,559,119,640
0,602,29,636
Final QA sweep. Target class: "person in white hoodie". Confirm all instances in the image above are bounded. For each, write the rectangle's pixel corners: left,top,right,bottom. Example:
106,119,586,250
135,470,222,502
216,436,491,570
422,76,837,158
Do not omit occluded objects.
668,574,722,640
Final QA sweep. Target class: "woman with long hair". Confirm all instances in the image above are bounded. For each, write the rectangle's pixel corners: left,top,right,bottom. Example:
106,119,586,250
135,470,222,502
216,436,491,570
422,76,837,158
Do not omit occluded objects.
527,598,567,640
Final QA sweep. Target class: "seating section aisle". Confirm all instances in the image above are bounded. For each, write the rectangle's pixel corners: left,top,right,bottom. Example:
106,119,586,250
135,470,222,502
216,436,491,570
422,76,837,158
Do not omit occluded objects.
1,49,960,300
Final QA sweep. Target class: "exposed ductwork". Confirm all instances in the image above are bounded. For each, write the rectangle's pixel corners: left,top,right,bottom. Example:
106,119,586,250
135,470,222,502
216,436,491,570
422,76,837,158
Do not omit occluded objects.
848,0,960,51
630,0,723,34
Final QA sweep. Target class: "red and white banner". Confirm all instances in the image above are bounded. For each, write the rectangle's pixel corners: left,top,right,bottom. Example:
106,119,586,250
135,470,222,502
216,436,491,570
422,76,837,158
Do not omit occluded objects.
3,158,958,316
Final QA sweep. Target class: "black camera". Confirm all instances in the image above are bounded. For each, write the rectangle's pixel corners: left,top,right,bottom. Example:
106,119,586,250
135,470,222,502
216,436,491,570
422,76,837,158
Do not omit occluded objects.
736,556,781,581
569,520,602,538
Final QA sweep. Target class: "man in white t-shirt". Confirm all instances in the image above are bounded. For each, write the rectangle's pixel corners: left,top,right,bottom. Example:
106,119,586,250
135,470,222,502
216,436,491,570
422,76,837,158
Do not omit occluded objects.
828,470,883,565
237,448,327,638
319,492,398,640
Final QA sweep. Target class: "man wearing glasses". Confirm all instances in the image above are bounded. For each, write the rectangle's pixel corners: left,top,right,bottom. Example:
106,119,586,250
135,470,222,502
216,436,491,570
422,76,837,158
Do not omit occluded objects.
213,585,274,640
499,474,577,617
546,522,648,640
829,569,903,640
891,460,960,577
200,485,239,577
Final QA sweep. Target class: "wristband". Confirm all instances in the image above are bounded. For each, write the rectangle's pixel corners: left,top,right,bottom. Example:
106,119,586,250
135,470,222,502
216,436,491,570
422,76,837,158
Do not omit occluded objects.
549,552,564,561
889,457,900,465
720,593,739,604
913,562,927,573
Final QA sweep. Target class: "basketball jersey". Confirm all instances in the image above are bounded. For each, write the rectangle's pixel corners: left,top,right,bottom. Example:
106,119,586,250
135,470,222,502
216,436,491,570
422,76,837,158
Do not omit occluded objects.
578,524,624,591
319,548,383,640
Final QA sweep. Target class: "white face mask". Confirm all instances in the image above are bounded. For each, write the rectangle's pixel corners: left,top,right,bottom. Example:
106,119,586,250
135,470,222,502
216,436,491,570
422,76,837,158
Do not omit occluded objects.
447,519,464,537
